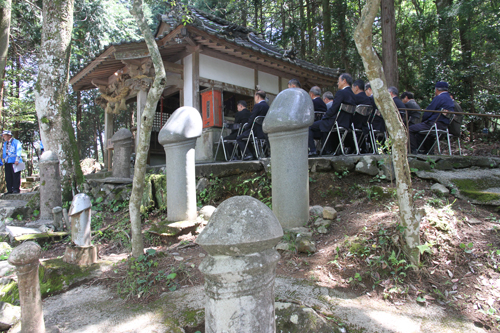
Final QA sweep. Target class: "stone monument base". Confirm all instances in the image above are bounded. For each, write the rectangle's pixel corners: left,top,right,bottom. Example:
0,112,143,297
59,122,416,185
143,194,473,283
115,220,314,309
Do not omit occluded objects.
63,245,98,266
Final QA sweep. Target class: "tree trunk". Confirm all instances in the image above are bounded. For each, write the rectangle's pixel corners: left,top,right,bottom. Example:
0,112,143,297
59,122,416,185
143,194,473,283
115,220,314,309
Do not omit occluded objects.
76,90,82,156
354,0,422,266
306,0,313,56
0,0,10,194
299,0,306,58
381,0,398,87
241,0,247,27
458,4,474,114
322,0,333,67
129,0,168,258
35,0,83,202
435,0,453,65
335,0,349,72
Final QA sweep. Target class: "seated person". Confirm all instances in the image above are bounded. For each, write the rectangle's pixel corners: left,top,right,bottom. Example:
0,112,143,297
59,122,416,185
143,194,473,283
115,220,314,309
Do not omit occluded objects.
323,91,334,109
237,91,269,160
224,100,251,158
308,73,356,156
401,91,422,126
310,86,327,121
409,81,455,154
365,82,386,149
388,86,409,125
351,79,373,153
287,78,302,89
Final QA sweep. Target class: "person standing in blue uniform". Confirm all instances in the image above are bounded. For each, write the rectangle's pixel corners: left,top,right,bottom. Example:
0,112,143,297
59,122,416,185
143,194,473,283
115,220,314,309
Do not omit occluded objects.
2,130,23,194
409,81,455,153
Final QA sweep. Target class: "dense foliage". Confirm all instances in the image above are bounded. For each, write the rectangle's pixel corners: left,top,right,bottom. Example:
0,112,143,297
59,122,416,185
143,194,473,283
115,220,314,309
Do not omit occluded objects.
1,0,499,161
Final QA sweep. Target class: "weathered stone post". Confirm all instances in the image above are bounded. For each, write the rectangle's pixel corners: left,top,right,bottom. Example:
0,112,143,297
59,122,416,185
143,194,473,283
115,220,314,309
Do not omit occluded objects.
39,151,62,220
197,196,283,333
110,128,133,179
52,206,63,231
158,106,202,222
8,241,45,333
63,193,97,265
263,88,314,229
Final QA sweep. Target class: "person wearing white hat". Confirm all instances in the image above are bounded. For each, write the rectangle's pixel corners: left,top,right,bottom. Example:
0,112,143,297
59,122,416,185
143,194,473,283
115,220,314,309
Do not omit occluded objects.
2,130,23,194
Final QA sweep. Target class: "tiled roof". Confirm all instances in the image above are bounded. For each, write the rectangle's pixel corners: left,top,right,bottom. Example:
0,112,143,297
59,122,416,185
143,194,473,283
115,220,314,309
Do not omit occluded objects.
160,7,340,78
70,6,340,89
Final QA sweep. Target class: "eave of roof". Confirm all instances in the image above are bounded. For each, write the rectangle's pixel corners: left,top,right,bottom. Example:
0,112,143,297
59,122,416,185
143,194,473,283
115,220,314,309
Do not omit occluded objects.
70,7,340,90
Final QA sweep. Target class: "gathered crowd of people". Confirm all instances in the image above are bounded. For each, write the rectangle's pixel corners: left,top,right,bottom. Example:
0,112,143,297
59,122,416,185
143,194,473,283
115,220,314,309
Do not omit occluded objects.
222,73,461,160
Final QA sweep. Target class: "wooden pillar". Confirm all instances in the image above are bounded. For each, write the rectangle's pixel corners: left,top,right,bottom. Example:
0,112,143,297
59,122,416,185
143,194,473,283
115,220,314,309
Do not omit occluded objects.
104,111,113,169
182,49,200,110
254,69,259,90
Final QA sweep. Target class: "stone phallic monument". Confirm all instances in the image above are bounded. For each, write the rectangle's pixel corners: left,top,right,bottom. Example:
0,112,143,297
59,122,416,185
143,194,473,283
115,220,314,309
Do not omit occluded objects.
63,193,97,265
110,128,134,179
8,242,45,333
263,88,315,229
158,106,202,222
197,196,283,333
52,206,64,231
39,151,62,220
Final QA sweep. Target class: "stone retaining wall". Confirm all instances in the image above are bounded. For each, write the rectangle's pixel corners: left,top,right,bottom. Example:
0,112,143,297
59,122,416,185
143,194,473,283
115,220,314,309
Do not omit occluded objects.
82,155,500,212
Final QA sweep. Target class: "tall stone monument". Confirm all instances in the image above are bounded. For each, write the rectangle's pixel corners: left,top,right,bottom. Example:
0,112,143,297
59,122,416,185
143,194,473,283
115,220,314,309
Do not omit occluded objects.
63,193,97,265
8,242,45,333
263,88,314,229
158,106,202,222
197,196,283,333
110,128,134,179
39,151,62,220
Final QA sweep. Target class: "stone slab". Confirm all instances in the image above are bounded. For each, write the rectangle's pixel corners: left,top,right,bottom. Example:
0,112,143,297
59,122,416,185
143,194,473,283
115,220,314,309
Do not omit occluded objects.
0,302,20,331
148,220,201,237
6,226,41,239
92,177,133,184
416,168,500,205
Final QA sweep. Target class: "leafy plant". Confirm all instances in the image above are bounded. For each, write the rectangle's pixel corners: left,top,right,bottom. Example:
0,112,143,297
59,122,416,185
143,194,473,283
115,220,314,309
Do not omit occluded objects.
459,242,474,254
116,249,178,299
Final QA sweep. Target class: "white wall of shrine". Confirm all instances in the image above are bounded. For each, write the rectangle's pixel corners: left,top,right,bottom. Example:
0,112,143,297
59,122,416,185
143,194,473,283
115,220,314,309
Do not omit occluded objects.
183,54,194,107
258,71,279,95
199,54,254,90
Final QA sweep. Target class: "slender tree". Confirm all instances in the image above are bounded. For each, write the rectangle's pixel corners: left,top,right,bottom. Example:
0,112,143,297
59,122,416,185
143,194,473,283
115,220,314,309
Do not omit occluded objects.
354,0,422,265
35,0,83,201
0,0,11,193
129,0,168,257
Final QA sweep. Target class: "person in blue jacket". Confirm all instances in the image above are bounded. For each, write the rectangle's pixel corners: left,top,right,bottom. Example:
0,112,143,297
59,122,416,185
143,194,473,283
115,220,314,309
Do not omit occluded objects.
409,81,455,154
2,130,23,194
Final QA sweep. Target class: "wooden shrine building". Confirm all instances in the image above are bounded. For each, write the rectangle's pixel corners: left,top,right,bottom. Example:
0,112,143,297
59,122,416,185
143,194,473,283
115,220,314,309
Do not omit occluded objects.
70,7,341,165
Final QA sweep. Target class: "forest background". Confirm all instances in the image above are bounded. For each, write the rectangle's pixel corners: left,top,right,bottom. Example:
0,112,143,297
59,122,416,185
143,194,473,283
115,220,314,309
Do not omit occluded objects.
0,0,499,164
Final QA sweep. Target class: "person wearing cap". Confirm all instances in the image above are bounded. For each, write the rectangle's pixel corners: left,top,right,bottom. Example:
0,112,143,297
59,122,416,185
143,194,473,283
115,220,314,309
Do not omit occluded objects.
409,81,455,154
2,130,23,194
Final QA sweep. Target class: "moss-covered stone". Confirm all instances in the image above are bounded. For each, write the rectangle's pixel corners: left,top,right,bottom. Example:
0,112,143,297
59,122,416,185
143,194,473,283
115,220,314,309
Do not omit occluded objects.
141,175,155,213
453,178,500,203
150,174,167,211
0,258,101,305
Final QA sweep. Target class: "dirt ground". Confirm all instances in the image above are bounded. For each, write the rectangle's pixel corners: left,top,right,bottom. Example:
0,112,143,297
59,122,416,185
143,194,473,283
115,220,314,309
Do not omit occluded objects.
37,168,500,332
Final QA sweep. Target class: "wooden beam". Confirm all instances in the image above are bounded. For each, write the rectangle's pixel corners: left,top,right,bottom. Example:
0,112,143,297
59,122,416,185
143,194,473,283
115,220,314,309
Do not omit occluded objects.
70,46,116,86
158,25,183,47
163,61,184,74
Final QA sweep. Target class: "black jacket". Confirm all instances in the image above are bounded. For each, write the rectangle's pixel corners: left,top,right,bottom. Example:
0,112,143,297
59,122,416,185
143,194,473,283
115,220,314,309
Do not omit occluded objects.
248,101,269,138
352,92,373,129
312,97,327,112
393,96,406,109
234,108,251,131
320,87,356,131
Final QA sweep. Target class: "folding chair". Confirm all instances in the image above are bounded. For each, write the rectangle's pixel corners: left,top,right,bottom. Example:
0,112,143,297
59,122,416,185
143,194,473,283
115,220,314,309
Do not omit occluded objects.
368,110,387,154
320,103,356,155
214,122,244,161
351,104,373,155
241,116,268,160
417,110,460,155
